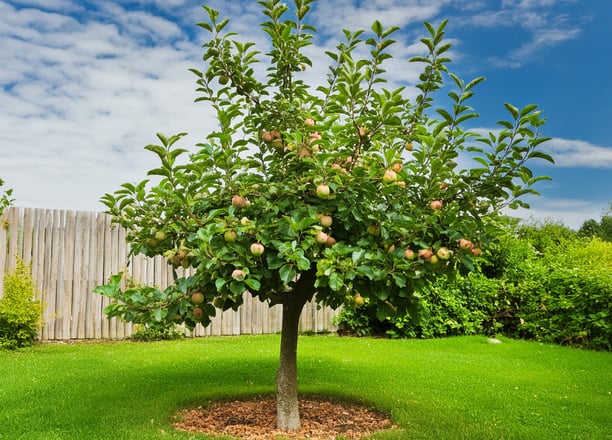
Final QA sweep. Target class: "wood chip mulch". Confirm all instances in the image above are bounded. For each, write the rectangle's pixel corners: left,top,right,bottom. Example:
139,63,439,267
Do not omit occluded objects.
173,395,396,439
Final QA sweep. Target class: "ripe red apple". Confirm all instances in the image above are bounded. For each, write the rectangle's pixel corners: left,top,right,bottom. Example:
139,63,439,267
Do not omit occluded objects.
319,215,333,228
404,249,416,260
224,230,237,242
436,247,451,260
459,238,473,250
316,184,330,199
418,249,433,260
430,200,443,210
250,242,265,256
392,162,402,173
231,269,245,279
471,247,482,257
315,231,329,244
304,118,315,126
232,195,247,208
191,292,205,304
382,169,398,184
192,307,204,320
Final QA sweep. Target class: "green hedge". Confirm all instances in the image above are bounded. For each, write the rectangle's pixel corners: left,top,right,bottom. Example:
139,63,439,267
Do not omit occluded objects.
335,223,612,350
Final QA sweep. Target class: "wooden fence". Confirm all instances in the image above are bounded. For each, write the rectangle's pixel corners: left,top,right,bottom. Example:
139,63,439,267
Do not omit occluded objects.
0,207,338,341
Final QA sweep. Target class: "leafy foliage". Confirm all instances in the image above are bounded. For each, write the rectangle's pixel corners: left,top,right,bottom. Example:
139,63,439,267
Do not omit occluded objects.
0,258,44,350
0,178,13,217
337,220,612,350
578,202,612,242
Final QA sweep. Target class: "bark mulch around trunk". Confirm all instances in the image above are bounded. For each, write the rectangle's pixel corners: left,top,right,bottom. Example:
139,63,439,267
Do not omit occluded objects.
174,395,396,439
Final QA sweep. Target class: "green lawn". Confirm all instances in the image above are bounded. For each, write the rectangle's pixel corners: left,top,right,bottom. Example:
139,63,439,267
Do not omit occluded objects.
0,335,610,439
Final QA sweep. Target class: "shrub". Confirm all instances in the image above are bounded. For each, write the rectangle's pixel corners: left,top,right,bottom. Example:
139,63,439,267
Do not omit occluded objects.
0,258,44,349
130,323,184,341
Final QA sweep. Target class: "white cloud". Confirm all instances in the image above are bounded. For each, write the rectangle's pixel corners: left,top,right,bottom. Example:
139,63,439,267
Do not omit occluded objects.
504,197,603,230
455,0,584,68
542,138,612,168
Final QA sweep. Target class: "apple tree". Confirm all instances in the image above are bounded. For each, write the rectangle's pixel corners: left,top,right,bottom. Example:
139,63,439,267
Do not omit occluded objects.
95,0,553,430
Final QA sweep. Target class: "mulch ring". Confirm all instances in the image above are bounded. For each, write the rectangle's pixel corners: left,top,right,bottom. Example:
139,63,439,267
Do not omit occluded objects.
173,395,396,439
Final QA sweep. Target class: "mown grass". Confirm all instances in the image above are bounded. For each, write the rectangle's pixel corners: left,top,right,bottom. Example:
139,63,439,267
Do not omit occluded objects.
0,335,610,439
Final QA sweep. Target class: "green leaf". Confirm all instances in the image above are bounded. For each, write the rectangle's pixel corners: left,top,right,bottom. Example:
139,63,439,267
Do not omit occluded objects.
244,278,261,292
279,264,297,284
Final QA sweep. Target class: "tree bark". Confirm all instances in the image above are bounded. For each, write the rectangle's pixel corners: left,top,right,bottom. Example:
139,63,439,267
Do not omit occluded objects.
275,268,316,431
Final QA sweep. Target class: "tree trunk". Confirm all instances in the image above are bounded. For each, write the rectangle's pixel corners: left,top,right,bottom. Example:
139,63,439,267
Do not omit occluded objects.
275,269,316,431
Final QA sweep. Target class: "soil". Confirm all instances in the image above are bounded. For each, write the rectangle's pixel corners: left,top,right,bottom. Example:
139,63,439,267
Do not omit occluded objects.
174,395,395,439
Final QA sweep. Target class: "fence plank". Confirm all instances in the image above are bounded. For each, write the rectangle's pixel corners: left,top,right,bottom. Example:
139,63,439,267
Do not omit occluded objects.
0,213,7,297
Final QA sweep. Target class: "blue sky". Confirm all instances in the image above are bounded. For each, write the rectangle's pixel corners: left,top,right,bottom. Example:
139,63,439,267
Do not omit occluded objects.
1,0,611,229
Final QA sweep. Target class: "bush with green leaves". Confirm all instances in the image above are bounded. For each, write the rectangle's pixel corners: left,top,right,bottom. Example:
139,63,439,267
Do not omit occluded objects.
338,221,612,350
94,0,553,430
0,259,44,350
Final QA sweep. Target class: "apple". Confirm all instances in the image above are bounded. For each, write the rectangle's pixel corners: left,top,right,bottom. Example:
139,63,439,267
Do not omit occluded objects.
354,293,365,306
316,184,330,199
304,118,316,126
430,200,443,210
271,138,284,149
240,216,251,226
154,230,166,241
232,195,247,208
224,230,237,242
319,215,333,228
418,249,433,260
218,75,230,85
436,247,451,260
192,307,204,320
382,169,398,184
270,130,281,140
459,238,473,250
404,249,416,260
325,236,337,247
439,182,448,190
427,255,439,265
404,141,413,151
471,248,482,257
367,224,381,236
250,242,265,256
262,131,274,143
315,231,329,244
191,292,205,304
392,163,402,173
231,269,245,279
